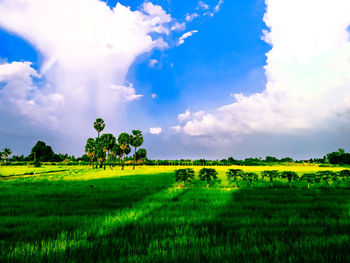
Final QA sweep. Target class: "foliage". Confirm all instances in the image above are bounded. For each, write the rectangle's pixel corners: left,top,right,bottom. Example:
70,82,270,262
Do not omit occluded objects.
300,173,317,188
93,118,105,138
1,148,12,164
29,141,58,162
84,138,95,167
175,168,195,185
316,170,337,184
130,130,143,170
326,148,350,164
280,171,299,183
136,148,147,161
241,172,259,184
33,158,41,167
198,168,218,186
226,169,243,187
118,133,131,170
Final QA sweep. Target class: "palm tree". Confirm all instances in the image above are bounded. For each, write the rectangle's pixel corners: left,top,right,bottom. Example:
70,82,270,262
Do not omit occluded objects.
100,133,116,169
130,130,143,170
118,133,131,170
93,118,105,138
84,138,96,168
2,148,12,165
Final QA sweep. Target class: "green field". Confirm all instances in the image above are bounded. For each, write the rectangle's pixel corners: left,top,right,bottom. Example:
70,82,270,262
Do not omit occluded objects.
1,165,350,262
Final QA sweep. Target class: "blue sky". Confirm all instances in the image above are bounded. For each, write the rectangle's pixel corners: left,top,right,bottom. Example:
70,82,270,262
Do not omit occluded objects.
0,0,350,159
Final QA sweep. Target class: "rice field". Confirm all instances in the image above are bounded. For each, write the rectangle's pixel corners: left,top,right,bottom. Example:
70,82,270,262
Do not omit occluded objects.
0,165,349,262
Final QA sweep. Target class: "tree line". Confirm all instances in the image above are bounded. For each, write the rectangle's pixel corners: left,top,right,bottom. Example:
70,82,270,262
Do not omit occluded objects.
175,168,350,189
84,118,147,170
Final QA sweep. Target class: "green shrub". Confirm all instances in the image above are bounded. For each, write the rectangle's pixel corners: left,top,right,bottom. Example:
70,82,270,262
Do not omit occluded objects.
338,169,350,182
316,170,337,184
175,168,195,185
300,173,317,189
280,171,298,183
226,169,243,187
199,168,218,187
241,172,259,185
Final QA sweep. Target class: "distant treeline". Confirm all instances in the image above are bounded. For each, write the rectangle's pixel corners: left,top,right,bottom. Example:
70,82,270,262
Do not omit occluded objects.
3,142,350,167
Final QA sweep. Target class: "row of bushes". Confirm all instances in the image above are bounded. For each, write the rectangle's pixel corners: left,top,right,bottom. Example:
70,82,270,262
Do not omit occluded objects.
175,168,350,188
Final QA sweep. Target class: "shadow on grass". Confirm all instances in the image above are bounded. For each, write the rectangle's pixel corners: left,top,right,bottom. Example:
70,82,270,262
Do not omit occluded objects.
0,172,174,245
4,182,350,262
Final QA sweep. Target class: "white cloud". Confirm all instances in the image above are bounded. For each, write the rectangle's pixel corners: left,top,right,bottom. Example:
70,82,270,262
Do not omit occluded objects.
0,61,64,126
171,22,186,31
175,0,350,137
185,13,200,22
151,94,157,99
0,0,177,139
149,59,158,68
178,30,198,46
197,1,209,10
150,127,162,135
214,0,224,13
110,83,143,102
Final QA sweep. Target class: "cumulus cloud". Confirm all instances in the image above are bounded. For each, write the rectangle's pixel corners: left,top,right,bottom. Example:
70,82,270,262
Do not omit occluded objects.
149,59,159,68
0,0,179,149
175,0,350,137
150,127,162,135
178,30,198,46
0,61,64,126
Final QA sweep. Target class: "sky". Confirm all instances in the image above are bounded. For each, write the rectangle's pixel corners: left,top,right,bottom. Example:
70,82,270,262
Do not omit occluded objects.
0,0,350,160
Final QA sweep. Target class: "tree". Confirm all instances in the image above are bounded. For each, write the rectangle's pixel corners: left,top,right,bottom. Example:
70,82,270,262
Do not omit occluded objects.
136,148,147,164
280,171,298,188
85,138,96,167
118,133,131,170
2,148,12,165
100,133,116,169
29,141,55,162
130,130,143,170
226,169,243,188
199,168,218,188
93,118,105,138
175,168,195,186
261,170,280,187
